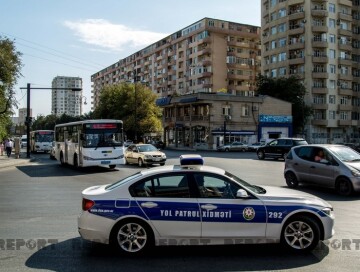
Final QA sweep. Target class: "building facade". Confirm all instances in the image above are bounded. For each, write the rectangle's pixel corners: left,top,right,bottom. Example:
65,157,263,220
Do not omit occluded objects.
157,93,292,150
51,76,83,116
261,0,360,144
91,17,261,110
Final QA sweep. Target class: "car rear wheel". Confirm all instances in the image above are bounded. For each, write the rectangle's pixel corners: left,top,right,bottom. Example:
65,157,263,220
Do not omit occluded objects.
111,219,154,255
336,178,353,196
138,158,144,167
257,150,265,160
225,148,230,152
285,172,299,188
281,216,320,252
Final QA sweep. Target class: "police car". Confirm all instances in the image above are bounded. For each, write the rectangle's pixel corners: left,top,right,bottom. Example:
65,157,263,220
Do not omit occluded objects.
78,155,334,255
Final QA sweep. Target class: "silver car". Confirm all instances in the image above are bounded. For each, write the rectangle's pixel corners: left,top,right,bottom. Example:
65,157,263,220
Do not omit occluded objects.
284,144,360,196
217,141,248,152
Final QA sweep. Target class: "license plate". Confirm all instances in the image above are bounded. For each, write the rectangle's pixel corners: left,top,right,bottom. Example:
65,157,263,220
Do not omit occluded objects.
101,161,110,164
153,158,160,161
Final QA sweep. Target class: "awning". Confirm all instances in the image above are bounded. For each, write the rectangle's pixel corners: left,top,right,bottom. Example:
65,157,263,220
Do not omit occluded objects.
179,97,198,103
156,97,171,106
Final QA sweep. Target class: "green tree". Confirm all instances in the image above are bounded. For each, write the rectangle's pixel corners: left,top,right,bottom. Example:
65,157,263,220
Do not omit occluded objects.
256,74,312,135
94,83,162,140
0,36,23,139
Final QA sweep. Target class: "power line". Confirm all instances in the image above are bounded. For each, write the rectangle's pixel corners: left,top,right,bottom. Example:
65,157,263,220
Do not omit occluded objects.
1,31,109,70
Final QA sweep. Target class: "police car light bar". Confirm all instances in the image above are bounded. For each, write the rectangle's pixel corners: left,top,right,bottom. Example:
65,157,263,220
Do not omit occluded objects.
179,154,204,166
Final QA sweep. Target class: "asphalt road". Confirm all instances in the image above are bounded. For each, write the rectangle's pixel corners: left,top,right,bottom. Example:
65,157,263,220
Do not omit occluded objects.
0,150,359,272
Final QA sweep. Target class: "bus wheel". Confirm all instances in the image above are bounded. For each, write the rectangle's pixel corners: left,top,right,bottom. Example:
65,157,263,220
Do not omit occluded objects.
60,152,65,166
73,154,78,168
109,165,116,169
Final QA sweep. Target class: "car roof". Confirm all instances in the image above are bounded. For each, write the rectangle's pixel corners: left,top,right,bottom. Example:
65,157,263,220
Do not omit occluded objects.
138,164,226,176
293,144,348,148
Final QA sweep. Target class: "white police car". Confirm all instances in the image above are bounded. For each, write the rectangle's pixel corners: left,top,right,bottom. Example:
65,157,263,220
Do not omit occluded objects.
78,155,334,255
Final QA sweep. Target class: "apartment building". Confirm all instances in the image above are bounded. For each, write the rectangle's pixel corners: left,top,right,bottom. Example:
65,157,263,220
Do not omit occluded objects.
51,76,83,117
261,0,360,144
91,17,261,108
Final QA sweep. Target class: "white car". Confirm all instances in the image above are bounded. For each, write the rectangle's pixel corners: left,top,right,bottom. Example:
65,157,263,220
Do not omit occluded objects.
78,155,334,255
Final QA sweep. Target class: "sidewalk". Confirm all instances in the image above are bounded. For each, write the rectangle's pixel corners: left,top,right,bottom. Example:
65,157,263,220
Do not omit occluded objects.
0,151,34,170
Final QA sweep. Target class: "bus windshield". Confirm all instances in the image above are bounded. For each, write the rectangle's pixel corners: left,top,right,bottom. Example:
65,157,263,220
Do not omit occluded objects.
35,133,54,143
83,132,123,148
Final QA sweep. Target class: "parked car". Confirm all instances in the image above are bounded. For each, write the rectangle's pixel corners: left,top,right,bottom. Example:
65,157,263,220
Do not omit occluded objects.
149,140,165,149
257,138,308,160
217,141,248,152
78,155,334,255
125,144,166,167
247,142,264,152
284,144,360,196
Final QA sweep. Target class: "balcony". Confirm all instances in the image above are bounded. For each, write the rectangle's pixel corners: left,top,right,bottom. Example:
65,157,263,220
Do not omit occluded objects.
338,87,353,96
312,25,328,33
312,40,328,48
338,73,353,81
338,28,352,37
288,26,305,36
288,0,304,5
313,104,328,110
288,57,305,65
338,42,352,51
198,47,211,56
311,9,328,17
288,11,305,21
288,41,305,50
198,72,213,78
338,104,353,111
312,56,328,63
338,57,352,66
312,72,328,79
338,119,352,126
338,0,352,7
312,86,328,94
338,12,352,21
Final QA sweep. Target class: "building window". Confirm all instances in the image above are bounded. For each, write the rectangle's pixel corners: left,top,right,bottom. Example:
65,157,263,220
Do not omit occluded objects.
329,34,335,43
329,64,336,74
242,105,249,117
278,8,286,18
278,23,286,33
329,95,336,104
278,52,286,61
279,67,286,76
222,106,231,116
329,50,336,59
279,37,287,47
329,80,336,89
271,40,277,49
271,26,277,35
329,19,336,28
271,69,277,77
329,3,335,13
329,111,336,119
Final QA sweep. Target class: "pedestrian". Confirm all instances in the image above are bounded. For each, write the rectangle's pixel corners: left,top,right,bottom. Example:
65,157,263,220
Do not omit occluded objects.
5,138,13,158
0,140,4,156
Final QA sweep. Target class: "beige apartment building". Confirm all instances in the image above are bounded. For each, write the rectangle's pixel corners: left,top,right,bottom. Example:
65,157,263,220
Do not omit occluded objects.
91,17,295,146
261,0,360,144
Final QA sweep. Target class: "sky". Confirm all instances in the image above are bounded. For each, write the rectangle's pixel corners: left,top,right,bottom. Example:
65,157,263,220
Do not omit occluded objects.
1,0,261,118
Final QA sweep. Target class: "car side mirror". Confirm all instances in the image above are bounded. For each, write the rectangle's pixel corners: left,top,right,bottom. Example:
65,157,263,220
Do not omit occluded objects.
236,189,250,198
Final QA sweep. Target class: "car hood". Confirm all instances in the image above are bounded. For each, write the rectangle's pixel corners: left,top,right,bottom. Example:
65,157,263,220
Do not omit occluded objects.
258,186,331,208
344,161,360,171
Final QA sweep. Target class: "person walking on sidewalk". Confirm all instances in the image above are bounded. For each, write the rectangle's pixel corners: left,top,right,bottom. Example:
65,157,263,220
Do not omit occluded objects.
5,138,13,158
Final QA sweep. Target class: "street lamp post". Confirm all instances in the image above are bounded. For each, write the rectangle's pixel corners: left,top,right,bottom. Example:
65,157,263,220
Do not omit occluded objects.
20,83,82,158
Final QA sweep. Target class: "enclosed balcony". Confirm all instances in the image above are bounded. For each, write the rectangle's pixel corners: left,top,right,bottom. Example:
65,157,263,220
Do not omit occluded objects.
311,9,328,17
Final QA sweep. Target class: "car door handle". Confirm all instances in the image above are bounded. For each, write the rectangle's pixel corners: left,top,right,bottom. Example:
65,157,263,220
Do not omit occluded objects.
140,202,158,208
201,204,217,210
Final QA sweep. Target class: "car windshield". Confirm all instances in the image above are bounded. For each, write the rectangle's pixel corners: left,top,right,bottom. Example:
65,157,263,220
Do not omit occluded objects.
225,171,266,194
106,172,142,190
138,144,158,152
328,146,360,162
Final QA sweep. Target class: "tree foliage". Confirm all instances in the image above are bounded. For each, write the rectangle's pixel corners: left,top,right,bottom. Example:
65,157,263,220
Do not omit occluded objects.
0,36,23,140
256,74,312,134
31,112,95,130
93,83,162,140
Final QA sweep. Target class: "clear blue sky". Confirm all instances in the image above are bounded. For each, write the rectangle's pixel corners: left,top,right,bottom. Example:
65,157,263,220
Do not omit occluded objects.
1,0,261,117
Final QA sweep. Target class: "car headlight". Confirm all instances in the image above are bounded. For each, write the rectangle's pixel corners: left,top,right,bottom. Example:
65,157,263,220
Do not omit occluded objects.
144,155,152,159
321,207,334,217
351,169,360,177
162,154,167,159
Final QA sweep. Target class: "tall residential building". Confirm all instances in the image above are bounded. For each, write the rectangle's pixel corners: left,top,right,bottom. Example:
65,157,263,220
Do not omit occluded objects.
261,0,360,144
51,76,83,116
91,17,261,110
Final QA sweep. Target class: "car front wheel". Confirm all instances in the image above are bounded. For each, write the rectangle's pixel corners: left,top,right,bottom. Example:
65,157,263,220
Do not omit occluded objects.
257,150,265,160
281,216,320,252
138,158,144,167
285,172,299,188
111,219,153,255
336,178,353,196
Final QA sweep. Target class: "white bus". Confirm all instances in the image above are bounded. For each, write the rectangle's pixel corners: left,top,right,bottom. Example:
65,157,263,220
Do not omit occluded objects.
30,130,54,153
54,119,125,168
